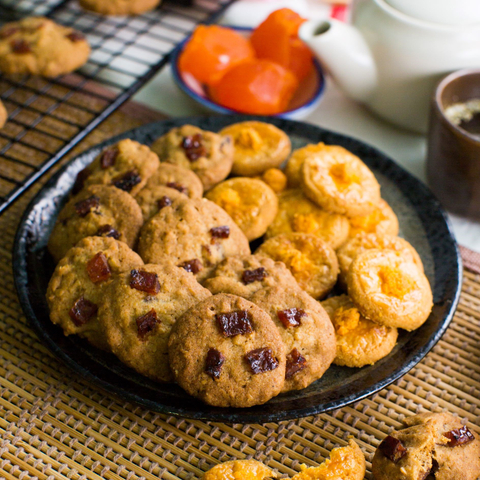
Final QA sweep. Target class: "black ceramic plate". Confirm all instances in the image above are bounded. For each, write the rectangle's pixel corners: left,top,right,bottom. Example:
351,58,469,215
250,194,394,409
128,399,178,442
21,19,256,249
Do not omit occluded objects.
13,115,462,423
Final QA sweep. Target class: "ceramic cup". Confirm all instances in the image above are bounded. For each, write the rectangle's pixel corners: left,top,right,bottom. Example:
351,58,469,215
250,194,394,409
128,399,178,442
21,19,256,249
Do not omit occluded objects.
426,69,480,220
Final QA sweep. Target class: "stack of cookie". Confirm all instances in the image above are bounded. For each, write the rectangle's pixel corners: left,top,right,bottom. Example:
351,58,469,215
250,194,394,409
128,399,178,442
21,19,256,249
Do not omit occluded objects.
46,120,433,408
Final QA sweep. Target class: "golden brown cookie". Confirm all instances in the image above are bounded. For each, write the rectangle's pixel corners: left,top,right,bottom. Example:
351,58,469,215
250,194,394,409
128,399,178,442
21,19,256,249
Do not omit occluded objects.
372,412,480,480
138,197,250,282
48,185,143,263
46,236,143,350
205,177,278,241
265,189,350,249
79,0,161,15
256,233,338,299
348,198,399,238
322,295,398,368
151,125,234,191
168,293,286,408
301,145,381,217
285,142,328,188
0,17,90,77
260,167,287,193
219,121,291,176
250,286,336,392
203,460,276,480
99,262,211,383
135,184,187,221
347,249,433,331
0,100,7,128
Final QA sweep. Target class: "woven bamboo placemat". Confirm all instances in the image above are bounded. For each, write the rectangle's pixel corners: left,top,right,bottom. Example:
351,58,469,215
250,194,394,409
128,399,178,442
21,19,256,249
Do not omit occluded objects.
1,101,479,480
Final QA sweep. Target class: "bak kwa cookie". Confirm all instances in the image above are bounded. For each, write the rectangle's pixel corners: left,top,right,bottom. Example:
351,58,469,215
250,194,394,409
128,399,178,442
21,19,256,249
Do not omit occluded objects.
48,185,143,263
219,120,291,176
151,124,234,191
204,459,276,480
250,286,336,392
256,232,338,299
372,412,480,480
99,262,211,383
348,198,399,238
79,0,161,15
347,249,433,331
0,100,7,128
46,236,143,349
322,295,398,368
135,184,187,221
0,17,90,77
205,177,278,241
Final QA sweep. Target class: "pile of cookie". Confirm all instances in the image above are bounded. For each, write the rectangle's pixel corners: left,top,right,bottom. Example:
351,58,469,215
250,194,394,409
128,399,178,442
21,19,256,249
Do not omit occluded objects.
46,120,433,408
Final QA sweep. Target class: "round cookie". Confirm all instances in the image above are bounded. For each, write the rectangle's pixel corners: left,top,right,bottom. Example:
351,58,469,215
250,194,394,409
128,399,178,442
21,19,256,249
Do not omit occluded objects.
265,189,350,249
250,286,336,392
347,249,433,331
79,0,161,15
256,233,338,299
48,185,143,263
81,139,160,196
348,198,399,238
372,412,480,480
301,145,381,217
46,236,143,349
285,142,328,188
138,197,250,282
205,177,278,241
135,184,187,221
168,293,286,408
99,262,211,383
219,120,291,176
0,17,90,77
322,295,398,368
203,254,300,300
151,125,234,191
204,460,276,480
0,100,7,128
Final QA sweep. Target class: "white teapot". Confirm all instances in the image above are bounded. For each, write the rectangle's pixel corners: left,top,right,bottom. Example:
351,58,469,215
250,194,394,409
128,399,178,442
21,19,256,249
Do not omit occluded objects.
299,0,480,133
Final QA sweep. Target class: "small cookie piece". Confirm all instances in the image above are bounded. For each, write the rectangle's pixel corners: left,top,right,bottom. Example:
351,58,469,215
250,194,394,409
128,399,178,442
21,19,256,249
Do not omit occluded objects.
0,100,7,128
347,249,433,331
135,184,187,221
372,412,480,480
79,0,161,15
301,145,381,217
203,459,276,480
291,440,366,480
48,185,143,263
322,295,398,368
46,236,143,349
205,177,278,241
265,189,350,249
285,142,328,188
250,286,336,392
151,125,234,191
138,198,250,282
0,17,90,77
219,121,291,176
168,294,286,408
348,198,399,238
260,167,287,193
204,254,300,300
80,139,160,196
99,262,211,383
256,233,338,299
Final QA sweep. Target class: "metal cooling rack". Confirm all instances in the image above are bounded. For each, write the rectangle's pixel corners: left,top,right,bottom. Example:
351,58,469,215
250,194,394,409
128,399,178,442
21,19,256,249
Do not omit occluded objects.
0,0,234,214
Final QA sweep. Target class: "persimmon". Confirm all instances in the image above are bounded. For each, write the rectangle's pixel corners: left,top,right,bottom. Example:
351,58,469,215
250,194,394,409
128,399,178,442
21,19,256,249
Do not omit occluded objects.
178,25,254,86
209,59,298,115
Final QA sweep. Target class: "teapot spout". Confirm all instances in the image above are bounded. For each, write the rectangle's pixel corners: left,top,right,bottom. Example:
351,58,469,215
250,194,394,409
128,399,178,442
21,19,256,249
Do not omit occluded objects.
299,19,377,103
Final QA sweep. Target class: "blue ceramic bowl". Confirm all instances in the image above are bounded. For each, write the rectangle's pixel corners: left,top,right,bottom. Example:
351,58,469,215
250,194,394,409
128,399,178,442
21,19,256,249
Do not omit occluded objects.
170,27,325,120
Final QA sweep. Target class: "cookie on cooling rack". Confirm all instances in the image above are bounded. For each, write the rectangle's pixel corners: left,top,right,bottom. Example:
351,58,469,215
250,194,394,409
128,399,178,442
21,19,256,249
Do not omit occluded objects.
79,0,161,15
203,459,276,480
0,100,7,128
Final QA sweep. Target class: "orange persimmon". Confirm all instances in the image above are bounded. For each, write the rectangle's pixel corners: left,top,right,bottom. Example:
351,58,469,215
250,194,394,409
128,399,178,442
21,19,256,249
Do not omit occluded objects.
209,58,298,115
179,25,255,86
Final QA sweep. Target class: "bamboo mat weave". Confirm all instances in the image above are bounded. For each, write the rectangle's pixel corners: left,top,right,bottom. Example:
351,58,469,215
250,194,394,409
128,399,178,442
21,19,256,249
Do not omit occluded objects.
0,103,479,480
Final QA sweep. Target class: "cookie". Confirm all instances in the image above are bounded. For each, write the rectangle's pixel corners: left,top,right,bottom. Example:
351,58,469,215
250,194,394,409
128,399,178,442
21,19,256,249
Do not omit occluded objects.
301,145,381,217
250,286,336,392
348,198,399,238
46,236,143,349
135,184,187,221
372,412,480,480
347,249,433,331
80,139,160,196
0,17,90,77
48,185,143,263
203,254,300,300
151,125,234,191
79,0,161,15
0,100,7,128
99,262,211,382
219,120,291,176
168,293,286,408
205,177,278,241
256,232,339,299
203,460,276,480
322,295,398,368
138,197,250,282
285,142,328,188
259,167,287,193
265,189,350,249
